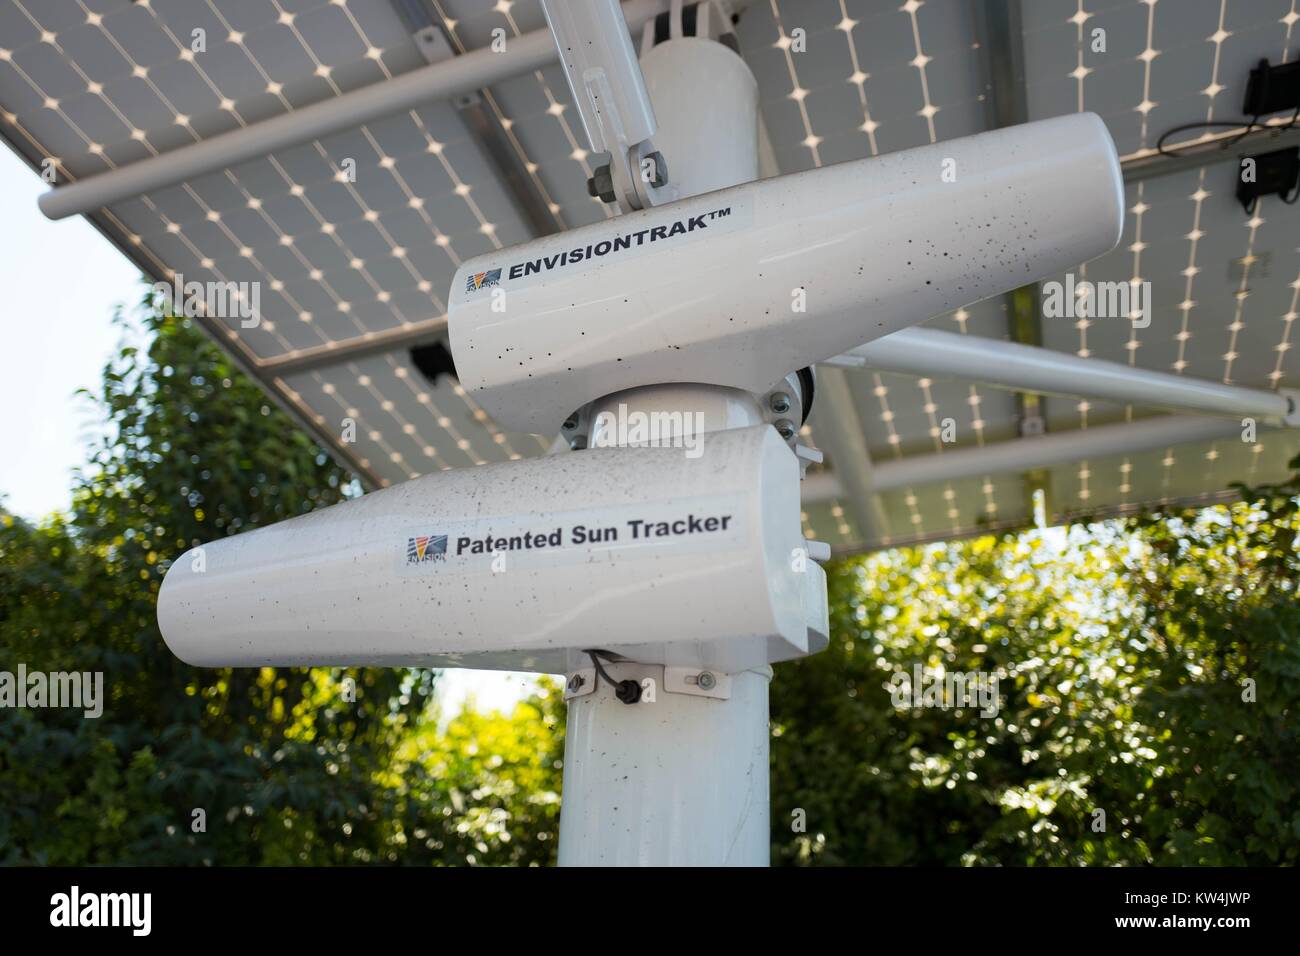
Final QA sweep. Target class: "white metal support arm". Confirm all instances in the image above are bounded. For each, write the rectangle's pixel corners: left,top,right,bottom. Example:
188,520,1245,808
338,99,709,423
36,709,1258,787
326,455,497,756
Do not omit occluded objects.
801,414,1252,504
541,0,667,210
37,0,672,220
823,327,1299,427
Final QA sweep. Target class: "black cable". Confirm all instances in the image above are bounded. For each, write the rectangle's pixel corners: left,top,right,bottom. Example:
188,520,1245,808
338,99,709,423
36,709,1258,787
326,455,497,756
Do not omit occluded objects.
1156,119,1256,158
1228,114,1262,146
586,649,618,687
1156,107,1300,159
584,649,642,704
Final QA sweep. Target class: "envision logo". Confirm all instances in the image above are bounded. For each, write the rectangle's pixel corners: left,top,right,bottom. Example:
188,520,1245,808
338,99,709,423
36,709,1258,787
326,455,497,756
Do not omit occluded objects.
407,535,447,564
465,268,501,292
50,886,151,936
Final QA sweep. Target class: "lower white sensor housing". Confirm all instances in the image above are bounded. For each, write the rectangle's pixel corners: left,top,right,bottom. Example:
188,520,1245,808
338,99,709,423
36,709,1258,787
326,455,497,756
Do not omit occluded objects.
158,425,827,674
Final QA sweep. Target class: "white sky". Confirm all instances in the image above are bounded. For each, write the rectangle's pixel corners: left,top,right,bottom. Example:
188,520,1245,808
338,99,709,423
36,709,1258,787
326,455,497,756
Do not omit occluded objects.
0,146,533,714
0,144,143,520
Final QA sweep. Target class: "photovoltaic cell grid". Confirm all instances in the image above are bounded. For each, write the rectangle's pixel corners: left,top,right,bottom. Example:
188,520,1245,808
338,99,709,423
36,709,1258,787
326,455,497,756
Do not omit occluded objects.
737,0,1300,548
1,0,1297,553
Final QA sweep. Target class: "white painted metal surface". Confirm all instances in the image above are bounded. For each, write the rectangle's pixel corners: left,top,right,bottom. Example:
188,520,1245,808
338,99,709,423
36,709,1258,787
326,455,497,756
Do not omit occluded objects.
638,36,759,198
158,423,817,674
587,382,765,446
541,0,659,197
556,34,789,868
449,111,1124,435
557,660,772,866
827,327,1298,426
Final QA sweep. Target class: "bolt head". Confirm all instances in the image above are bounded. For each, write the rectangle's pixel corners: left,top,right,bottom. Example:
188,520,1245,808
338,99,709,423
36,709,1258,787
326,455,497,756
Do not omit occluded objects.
567,673,585,692
697,671,717,690
775,419,796,440
643,150,668,187
769,392,792,414
587,164,616,204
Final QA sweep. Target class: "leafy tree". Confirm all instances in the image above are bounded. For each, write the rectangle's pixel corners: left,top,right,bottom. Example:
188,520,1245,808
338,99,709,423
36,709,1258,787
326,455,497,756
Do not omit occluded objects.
382,688,564,866
3,292,1296,867
770,458,1300,865
0,298,561,865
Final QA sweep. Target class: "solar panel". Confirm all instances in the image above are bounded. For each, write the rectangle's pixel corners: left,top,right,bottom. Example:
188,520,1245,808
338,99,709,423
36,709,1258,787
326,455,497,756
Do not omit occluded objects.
2,0,1296,554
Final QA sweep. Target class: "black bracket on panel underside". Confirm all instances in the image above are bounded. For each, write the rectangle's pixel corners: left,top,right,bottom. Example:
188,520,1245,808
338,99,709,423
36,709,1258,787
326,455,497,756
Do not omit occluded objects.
410,341,458,386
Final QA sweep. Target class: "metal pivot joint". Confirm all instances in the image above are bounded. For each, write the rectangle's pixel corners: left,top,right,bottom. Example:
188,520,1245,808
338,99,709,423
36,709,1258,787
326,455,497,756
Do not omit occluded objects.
542,0,672,210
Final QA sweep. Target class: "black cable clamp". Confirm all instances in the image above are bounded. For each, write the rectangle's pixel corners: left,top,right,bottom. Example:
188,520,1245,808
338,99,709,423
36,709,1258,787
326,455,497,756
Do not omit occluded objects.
584,649,642,705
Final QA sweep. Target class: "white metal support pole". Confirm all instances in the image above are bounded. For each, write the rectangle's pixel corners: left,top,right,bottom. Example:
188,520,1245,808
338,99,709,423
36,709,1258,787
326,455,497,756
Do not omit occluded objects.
559,659,773,865
556,30,774,867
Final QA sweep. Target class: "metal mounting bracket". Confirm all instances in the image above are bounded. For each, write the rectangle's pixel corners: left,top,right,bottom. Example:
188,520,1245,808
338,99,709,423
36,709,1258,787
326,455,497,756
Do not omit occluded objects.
542,0,670,210
563,668,597,701
663,666,732,700
1281,388,1300,427
795,443,824,478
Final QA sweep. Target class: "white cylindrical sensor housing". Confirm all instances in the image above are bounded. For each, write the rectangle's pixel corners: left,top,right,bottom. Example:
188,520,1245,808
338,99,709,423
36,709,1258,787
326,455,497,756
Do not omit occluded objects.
449,112,1124,434
157,425,819,674
639,36,759,198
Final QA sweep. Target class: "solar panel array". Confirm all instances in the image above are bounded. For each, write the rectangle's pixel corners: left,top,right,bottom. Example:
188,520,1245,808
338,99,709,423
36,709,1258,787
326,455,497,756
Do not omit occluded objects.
2,0,1297,552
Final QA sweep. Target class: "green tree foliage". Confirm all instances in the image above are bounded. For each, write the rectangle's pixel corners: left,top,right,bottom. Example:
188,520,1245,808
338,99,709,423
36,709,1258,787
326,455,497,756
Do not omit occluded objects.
0,301,562,864
384,692,564,865
2,297,1296,866
771,460,1300,865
